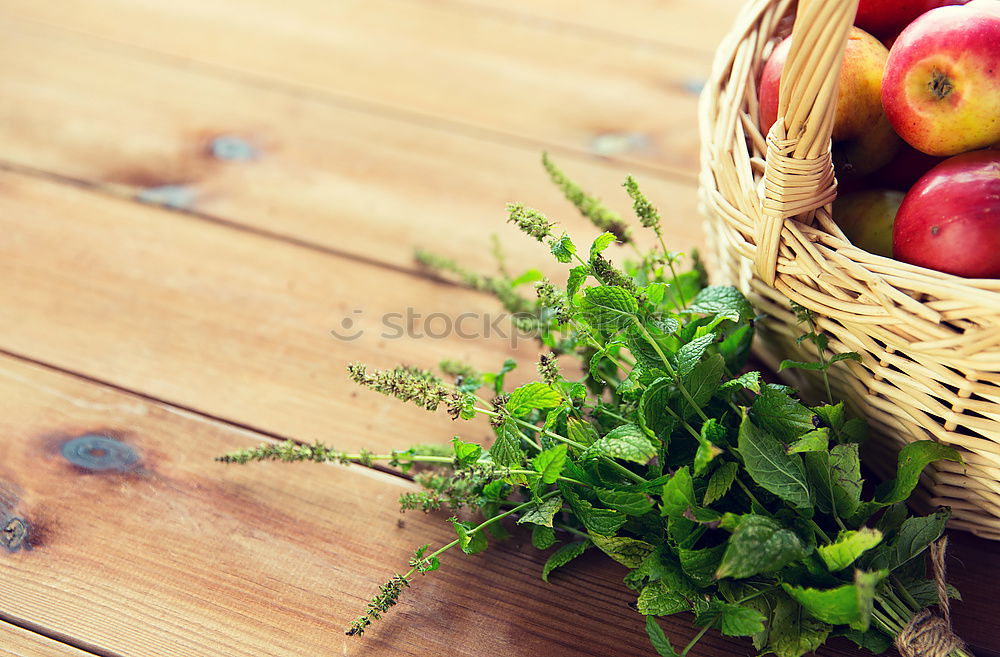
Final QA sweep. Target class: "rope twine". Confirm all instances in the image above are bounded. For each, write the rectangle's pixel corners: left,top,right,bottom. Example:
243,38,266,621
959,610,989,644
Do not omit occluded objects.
894,537,968,657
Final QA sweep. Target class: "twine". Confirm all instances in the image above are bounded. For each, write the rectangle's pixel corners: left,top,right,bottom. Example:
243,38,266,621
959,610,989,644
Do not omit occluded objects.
894,537,967,657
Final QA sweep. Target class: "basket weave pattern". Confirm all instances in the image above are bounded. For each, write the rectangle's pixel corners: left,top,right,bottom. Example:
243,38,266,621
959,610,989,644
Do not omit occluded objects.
698,0,1000,539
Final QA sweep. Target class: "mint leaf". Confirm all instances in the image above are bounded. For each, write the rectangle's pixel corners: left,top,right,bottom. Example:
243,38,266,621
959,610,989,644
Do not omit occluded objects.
550,234,577,263
675,333,715,378
567,417,599,447
589,534,654,568
840,627,891,654
566,265,589,300
645,616,681,657
595,488,653,515
490,417,524,468
541,540,590,581
589,232,618,260
817,528,883,571
580,286,637,332
767,595,832,657
678,544,726,585
450,518,489,555
661,466,697,518
874,441,962,505
507,382,562,417
786,429,829,454
718,370,762,396
783,569,887,631
687,286,754,322
639,378,677,441
750,386,817,442
452,437,482,467
510,269,544,287
717,603,767,637
678,353,725,420
804,443,862,518
516,496,564,527
695,419,725,475
716,515,807,579
532,444,567,484
638,580,690,616
703,461,738,506
865,508,949,571
737,415,812,510
561,485,627,536
587,424,657,464
531,525,556,550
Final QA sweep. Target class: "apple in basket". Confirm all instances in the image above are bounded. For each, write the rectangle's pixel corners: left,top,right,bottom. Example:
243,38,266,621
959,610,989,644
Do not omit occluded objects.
892,150,1000,277
881,0,1000,156
759,27,900,179
854,0,971,40
832,189,904,257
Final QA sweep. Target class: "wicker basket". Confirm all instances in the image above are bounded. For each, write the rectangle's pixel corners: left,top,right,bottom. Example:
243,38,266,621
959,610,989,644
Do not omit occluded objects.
698,0,1000,540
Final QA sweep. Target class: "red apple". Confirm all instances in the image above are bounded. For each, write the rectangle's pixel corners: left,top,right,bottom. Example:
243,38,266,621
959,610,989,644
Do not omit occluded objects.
833,189,905,257
892,150,1000,277
855,0,971,39
881,3,1000,156
833,113,902,183
760,28,889,142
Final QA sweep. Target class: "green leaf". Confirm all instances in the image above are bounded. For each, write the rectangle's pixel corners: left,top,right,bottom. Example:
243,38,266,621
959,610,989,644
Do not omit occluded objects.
595,488,653,515
637,580,690,616
550,234,577,263
767,595,832,657
452,437,482,467
817,529,883,571
704,461,739,506
716,515,807,579
646,282,668,306
778,359,829,372
567,417,600,447
645,616,680,657
589,534,654,568
561,485,627,536
541,540,590,581
587,424,657,465
517,496,564,527
840,627,891,654
678,543,726,585
490,417,524,468
507,382,563,418
783,569,887,631
786,429,829,454
531,525,556,550
639,377,676,442
865,508,949,571
678,353,725,420
509,268,544,287
580,286,638,332
874,441,963,505
804,443,862,518
566,265,589,300
675,333,715,378
589,231,618,260
718,370,762,396
450,518,489,555
532,444,568,484
750,386,817,442
737,414,812,510
661,466,697,518
694,419,725,476
626,321,678,372
717,603,767,637
688,285,754,322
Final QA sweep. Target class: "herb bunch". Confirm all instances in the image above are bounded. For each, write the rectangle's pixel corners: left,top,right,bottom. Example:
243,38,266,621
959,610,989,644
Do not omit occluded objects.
220,158,968,657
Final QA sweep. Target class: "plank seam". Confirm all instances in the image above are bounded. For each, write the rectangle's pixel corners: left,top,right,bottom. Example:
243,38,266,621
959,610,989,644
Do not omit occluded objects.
4,14,698,185
0,615,123,657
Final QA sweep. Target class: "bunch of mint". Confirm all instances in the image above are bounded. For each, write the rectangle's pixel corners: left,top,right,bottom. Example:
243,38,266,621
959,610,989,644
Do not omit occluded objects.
220,157,968,657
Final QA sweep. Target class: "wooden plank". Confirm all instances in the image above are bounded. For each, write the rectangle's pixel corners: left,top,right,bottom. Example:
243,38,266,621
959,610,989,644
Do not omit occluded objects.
0,169,532,453
0,624,96,657
0,355,868,657
5,0,711,174
435,0,741,56
0,17,704,277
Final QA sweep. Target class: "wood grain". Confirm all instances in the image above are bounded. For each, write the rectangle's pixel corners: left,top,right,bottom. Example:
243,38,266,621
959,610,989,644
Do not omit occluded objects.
0,624,95,657
0,17,704,278
438,0,741,55
0,354,871,657
5,0,715,174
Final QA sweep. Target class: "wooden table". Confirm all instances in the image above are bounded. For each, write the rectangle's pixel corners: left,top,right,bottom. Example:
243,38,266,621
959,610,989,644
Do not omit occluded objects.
0,1,996,655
